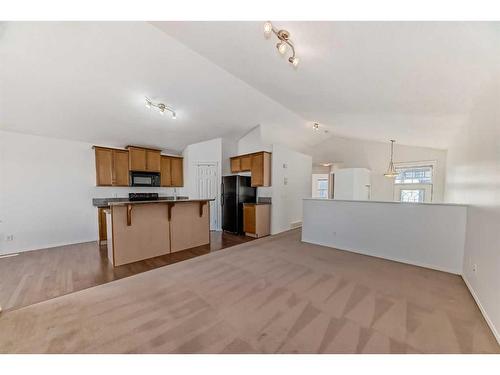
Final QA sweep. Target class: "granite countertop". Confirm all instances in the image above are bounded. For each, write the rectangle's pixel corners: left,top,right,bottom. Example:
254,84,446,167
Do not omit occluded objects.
108,198,215,206
93,196,189,208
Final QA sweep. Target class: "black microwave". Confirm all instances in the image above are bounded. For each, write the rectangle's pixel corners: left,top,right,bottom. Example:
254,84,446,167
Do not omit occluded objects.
129,171,160,187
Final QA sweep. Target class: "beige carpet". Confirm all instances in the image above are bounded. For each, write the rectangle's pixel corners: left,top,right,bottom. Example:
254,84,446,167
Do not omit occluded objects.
0,229,498,353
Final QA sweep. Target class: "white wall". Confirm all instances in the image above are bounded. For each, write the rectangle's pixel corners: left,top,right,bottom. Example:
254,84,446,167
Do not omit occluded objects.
0,130,179,255
234,128,313,234
444,81,500,343
237,125,272,155
270,144,312,234
307,135,447,202
182,138,222,231
302,199,467,274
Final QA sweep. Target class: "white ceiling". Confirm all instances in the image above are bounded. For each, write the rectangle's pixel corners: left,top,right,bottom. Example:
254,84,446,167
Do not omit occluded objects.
156,21,500,149
0,22,313,153
1,22,500,152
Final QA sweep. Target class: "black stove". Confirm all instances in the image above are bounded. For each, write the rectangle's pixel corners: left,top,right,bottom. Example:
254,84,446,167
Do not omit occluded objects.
128,193,159,202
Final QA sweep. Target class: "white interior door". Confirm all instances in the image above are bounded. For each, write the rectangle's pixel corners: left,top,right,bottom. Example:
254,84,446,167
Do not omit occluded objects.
196,162,220,230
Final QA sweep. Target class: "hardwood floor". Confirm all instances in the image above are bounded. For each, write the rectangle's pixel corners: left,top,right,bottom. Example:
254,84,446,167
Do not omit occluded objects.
0,231,254,312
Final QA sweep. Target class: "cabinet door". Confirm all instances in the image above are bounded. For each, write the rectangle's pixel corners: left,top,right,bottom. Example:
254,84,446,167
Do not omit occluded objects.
230,157,241,173
243,204,256,234
128,147,147,171
95,148,113,186
251,153,264,186
146,150,161,172
171,157,184,187
112,150,129,186
240,155,252,171
160,156,172,187
98,208,107,243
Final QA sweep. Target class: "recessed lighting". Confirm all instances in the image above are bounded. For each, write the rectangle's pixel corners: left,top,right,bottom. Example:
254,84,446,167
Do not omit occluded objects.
321,163,332,167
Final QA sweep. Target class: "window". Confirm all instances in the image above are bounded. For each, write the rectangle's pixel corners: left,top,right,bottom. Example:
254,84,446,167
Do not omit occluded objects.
317,178,328,198
393,162,435,203
400,189,425,203
312,174,329,198
394,166,432,184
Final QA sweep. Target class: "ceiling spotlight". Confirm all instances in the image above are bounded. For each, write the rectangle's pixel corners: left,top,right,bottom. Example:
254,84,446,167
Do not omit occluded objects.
264,21,273,36
289,56,299,67
313,122,320,131
277,42,287,54
145,97,176,119
263,21,299,68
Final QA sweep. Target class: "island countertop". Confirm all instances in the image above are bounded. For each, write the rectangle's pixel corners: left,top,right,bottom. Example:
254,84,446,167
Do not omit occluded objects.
107,198,214,206
93,196,190,208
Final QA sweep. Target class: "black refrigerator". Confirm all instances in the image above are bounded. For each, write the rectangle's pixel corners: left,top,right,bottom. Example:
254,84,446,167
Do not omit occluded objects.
221,175,256,234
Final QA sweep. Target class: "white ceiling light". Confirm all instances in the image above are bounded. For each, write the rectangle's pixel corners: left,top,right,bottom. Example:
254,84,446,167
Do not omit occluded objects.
312,122,320,130
384,140,399,178
145,97,176,119
263,21,299,68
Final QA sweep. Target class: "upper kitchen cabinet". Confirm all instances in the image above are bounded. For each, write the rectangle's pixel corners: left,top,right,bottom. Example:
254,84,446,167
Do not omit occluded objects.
112,149,129,186
94,147,129,186
230,155,251,173
161,155,184,187
240,155,252,171
229,151,271,187
250,152,271,187
230,157,241,173
160,156,172,187
170,157,184,187
127,146,161,172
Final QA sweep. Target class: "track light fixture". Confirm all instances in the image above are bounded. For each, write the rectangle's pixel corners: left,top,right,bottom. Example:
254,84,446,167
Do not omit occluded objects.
264,21,299,67
145,97,176,119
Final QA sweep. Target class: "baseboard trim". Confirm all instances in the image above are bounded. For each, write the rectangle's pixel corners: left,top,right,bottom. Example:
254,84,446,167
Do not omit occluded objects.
462,275,500,345
0,238,98,256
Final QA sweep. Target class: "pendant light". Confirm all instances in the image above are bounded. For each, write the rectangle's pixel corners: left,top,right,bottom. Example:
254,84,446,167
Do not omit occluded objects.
384,140,399,178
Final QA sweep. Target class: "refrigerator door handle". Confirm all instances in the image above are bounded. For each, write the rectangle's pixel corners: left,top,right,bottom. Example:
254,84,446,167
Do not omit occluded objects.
220,182,224,206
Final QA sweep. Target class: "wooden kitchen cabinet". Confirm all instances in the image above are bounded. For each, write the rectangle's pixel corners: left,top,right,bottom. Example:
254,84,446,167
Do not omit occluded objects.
112,149,129,186
230,151,271,187
160,156,184,187
146,150,161,172
98,208,107,244
94,146,129,186
127,146,161,172
95,147,113,186
230,157,241,173
243,203,271,238
250,152,271,187
128,146,147,171
240,155,252,171
160,156,172,187
171,157,184,187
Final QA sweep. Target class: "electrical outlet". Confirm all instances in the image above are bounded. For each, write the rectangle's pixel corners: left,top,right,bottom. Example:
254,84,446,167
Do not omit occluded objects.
6,235,14,241
283,177,288,185
472,263,478,273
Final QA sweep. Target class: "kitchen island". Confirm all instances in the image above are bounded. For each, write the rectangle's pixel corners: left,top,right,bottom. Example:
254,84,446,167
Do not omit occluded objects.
104,199,212,266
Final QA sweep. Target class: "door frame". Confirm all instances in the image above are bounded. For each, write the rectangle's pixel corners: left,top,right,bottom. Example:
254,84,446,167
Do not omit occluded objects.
194,161,221,231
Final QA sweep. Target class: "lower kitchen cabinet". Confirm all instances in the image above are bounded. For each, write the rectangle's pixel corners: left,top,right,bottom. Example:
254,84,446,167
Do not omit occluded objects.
243,203,271,238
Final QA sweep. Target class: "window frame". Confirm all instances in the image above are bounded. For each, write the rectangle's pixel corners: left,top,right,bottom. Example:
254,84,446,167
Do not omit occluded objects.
393,161,436,203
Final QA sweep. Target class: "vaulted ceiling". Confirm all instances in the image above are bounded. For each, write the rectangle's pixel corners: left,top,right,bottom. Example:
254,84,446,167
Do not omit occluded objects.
156,21,500,149
1,21,499,152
